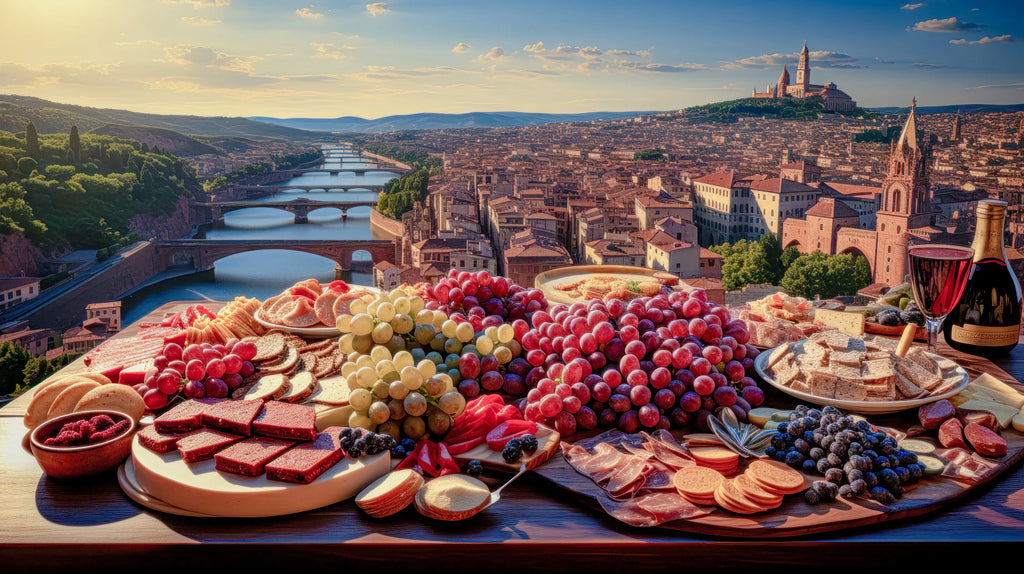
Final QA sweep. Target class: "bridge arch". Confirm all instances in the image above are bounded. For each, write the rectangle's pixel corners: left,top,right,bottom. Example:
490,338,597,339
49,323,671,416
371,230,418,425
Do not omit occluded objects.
155,239,397,271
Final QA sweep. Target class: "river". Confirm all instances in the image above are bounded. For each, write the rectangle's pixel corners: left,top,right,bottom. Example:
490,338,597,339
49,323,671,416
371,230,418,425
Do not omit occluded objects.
121,145,397,325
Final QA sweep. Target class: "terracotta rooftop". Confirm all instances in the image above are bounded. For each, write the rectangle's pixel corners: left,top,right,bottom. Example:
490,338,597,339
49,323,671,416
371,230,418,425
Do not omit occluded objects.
805,198,859,219
693,170,740,189
749,177,815,194
0,276,41,292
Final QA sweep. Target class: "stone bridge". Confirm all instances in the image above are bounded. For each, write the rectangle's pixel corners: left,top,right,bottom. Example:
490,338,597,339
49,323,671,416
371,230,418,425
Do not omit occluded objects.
233,183,386,194
199,198,378,223
276,167,408,177
154,239,397,271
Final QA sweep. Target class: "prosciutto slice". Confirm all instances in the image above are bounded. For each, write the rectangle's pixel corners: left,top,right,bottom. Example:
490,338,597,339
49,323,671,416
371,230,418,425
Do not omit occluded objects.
560,429,714,527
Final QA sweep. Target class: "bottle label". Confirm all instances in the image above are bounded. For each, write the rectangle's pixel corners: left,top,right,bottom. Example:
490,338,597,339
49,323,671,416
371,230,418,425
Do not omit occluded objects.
951,323,1020,347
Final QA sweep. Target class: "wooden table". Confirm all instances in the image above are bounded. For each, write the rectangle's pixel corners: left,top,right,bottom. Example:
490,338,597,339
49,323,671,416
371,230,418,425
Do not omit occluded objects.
4,302,1024,572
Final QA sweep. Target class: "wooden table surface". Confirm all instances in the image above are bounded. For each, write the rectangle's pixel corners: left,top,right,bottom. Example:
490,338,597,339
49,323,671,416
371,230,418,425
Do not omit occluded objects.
4,302,1024,572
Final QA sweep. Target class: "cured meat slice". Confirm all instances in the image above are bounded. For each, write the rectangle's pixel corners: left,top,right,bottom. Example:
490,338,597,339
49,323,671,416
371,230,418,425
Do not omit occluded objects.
606,456,647,495
282,297,320,327
314,290,342,327
597,491,710,527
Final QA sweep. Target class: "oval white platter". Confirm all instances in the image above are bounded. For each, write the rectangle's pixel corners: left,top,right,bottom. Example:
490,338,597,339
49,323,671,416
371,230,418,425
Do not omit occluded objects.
753,340,970,415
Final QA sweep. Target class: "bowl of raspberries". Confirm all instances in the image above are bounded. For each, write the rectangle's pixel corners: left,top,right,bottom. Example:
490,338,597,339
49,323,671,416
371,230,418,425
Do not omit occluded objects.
30,410,136,479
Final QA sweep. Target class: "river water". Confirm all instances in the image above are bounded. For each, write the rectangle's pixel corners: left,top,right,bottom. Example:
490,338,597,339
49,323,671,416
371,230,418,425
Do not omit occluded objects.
122,146,397,325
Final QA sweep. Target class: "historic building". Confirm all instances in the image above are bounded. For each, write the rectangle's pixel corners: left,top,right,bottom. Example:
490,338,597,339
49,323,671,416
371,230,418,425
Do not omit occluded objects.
752,42,857,113
782,99,947,286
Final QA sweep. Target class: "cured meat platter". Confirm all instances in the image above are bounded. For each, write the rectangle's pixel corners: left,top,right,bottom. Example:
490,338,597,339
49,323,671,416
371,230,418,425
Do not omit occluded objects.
534,265,683,305
533,421,1024,537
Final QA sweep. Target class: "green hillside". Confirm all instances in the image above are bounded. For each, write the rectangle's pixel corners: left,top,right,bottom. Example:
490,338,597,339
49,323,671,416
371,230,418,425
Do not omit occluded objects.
0,94,331,140
88,124,221,157
0,123,203,251
679,96,876,123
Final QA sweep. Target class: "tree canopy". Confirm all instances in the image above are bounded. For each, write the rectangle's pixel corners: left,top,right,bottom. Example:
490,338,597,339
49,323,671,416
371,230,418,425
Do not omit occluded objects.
711,234,784,290
780,250,871,299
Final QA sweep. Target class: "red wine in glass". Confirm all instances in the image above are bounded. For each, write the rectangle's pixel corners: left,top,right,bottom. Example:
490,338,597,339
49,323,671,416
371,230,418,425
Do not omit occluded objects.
908,245,974,352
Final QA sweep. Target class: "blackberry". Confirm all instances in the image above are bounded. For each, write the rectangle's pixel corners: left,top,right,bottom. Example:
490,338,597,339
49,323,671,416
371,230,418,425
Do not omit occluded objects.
466,460,484,477
850,479,868,497
829,441,847,457
908,463,924,481
826,453,843,467
794,439,811,454
802,459,818,473
871,487,896,505
825,468,844,484
848,442,864,456
864,472,879,488
877,309,901,327
809,447,825,460
819,434,834,449
820,481,840,500
807,409,823,420
785,451,805,468
795,405,810,416
896,450,918,466
789,412,802,422
879,468,900,490
822,406,840,416
390,445,408,459
339,427,355,439
347,446,363,458
804,487,823,505
519,434,539,454
502,439,523,463
816,458,832,474
839,484,853,498
847,469,864,483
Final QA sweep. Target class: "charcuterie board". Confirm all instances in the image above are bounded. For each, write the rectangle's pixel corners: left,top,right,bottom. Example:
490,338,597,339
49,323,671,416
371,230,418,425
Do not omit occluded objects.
534,265,682,305
122,435,389,518
533,420,1024,538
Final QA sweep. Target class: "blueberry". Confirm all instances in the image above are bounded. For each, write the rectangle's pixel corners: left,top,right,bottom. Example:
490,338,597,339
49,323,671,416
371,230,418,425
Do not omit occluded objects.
789,412,802,422
401,438,417,451
788,423,804,437
871,487,896,505
466,460,484,476
802,430,816,444
808,409,823,420
785,451,805,468
897,450,918,466
894,466,911,484
773,449,788,462
829,441,847,457
847,469,864,483
777,422,788,435
390,445,407,459
864,472,879,488
765,447,778,458
879,468,899,489
802,459,818,473
863,449,879,461
848,442,864,456
908,463,924,480
795,405,810,416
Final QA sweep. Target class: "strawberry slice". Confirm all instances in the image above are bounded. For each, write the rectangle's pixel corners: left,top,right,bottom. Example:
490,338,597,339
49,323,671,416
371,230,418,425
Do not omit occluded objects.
486,420,538,452
444,436,486,455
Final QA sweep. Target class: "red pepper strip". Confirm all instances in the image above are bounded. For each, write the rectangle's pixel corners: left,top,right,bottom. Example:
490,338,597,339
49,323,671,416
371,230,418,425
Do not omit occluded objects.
417,441,441,477
435,443,460,476
444,418,491,444
443,436,486,455
196,305,216,319
495,404,522,424
394,451,419,471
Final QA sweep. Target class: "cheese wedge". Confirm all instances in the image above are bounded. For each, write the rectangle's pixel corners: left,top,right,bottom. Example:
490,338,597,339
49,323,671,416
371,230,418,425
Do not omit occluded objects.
956,399,1018,429
1012,413,1024,433
814,309,865,337
748,408,789,428
970,373,1024,409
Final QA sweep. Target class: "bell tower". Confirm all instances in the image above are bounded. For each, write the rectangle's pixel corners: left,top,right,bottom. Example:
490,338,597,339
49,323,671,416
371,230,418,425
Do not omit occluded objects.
796,41,810,93
874,98,931,285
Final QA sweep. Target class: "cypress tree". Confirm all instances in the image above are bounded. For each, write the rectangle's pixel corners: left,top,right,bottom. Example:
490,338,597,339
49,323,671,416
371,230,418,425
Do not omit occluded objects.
69,125,81,164
25,121,39,158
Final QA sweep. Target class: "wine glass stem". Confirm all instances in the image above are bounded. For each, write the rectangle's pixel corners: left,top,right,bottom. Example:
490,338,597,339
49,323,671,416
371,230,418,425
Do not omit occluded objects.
925,318,941,354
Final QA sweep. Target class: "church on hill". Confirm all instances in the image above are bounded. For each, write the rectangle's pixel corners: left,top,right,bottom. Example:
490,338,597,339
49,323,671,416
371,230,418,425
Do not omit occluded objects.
752,42,857,113
782,99,949,287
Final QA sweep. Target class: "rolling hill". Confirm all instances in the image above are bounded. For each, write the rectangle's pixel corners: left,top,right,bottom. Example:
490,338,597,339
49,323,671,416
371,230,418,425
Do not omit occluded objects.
0,94,331,140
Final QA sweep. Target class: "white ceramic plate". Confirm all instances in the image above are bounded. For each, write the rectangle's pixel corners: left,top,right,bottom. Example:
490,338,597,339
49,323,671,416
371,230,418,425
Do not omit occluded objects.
253,286,381,336
754,340,970,415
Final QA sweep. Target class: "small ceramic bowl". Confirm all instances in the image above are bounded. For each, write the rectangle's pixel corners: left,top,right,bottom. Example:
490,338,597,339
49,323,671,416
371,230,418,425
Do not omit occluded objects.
30,410,136,479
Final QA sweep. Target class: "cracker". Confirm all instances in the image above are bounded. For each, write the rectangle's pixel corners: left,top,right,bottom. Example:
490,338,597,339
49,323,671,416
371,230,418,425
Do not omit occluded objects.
252,332,286,363
746,459,805,495
259,345,300,375
235,373,290,401
673,466,725,499
307,374,351,406
766,344,792,369
279,371,317,403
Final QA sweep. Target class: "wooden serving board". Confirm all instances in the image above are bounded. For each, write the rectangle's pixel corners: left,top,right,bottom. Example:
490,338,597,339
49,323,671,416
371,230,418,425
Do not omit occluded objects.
451,423,560,472
533,410,1024,537
125,435,390,518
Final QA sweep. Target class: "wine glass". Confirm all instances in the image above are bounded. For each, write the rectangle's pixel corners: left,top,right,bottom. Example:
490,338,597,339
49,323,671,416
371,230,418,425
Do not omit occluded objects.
907,245,975,353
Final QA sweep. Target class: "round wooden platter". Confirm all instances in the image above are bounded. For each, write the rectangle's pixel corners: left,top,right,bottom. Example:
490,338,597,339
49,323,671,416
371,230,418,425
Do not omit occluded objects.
533,428,1024,538
450,423,560,472
535,265,682,305
123,435,390,518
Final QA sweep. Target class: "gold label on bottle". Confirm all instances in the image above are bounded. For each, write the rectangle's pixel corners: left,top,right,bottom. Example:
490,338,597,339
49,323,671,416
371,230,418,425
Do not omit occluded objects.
951,323,1020,347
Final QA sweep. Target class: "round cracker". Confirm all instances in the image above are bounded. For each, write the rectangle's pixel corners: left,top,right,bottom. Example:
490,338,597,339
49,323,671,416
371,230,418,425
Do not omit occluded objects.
746,459,806,495
672,465,725,499
46,381,102,420
734,473,784,506
237,374,290,401
74,384,146,424
714,480,766,514
252,332,286,362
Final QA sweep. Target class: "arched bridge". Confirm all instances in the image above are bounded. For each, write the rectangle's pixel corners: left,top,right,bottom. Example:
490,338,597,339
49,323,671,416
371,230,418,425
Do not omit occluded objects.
277,167,408,176
199,198,378,223
155,239,397,271
234,183,385,194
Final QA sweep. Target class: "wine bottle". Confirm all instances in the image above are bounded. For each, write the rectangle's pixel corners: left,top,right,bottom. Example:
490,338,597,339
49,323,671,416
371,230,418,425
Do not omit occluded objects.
943,199,1022,355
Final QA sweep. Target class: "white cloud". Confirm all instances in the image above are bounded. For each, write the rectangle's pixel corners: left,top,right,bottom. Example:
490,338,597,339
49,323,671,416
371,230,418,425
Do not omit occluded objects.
452,42,471,53
476,46,507,63
901,3,925,10
950,35,1015,45
910,17,981,32
966,82,1024,90
366,3,390,16
723,49,862,69
115,39,161,46
310,43,354,60
159,44,261,74
295,7,324,20
181,16,221,25
0,62,122,88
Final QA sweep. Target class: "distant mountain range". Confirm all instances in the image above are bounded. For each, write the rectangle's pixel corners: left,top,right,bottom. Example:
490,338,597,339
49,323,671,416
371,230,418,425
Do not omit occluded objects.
248,111,660,133
870,103,1024,115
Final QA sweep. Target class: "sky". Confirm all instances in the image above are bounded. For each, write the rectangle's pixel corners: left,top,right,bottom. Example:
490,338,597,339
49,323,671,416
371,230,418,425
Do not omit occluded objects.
0,0,1022,118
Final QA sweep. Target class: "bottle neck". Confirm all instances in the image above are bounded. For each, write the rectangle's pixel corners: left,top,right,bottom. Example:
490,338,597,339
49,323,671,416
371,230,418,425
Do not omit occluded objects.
973,213,1007,262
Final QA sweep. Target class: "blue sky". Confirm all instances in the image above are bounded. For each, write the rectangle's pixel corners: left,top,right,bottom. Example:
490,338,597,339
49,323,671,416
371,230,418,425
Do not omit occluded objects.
0,0,1021,117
